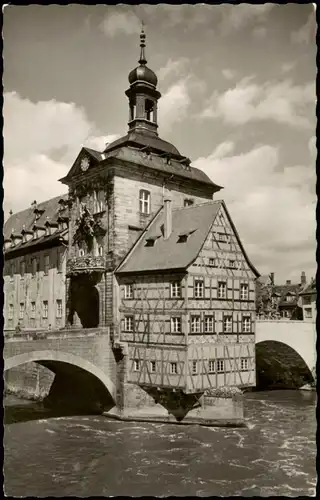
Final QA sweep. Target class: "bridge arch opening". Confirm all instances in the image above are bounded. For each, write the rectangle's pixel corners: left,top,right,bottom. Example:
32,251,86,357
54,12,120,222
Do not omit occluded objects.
256,340,314,390
5,351,116,413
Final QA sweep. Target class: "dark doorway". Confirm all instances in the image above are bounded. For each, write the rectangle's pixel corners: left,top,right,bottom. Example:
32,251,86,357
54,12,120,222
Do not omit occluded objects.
71,276,100,328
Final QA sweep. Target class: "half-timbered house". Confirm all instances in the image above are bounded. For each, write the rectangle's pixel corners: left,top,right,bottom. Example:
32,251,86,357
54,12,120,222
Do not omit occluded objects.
116,198,259,395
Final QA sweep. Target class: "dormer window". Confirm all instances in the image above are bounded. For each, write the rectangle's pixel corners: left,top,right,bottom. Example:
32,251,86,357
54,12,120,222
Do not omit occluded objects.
139,190,150,215
184,198,194,207
177,229,196,243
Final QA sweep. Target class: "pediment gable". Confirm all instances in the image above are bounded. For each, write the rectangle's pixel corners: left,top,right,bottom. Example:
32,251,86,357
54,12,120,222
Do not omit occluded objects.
59,147,103,184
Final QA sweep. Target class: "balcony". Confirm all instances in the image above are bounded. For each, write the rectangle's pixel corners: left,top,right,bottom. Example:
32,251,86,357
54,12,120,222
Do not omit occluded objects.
67,255,106,276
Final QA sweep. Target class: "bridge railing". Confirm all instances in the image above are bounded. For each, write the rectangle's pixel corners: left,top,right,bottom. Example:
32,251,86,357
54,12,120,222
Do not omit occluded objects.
4,326,111,342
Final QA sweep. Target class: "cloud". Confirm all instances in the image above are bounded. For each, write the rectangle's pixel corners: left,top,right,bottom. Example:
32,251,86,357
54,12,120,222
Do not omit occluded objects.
158,78,191,133
219,4,274,36
291,7,316,45
3,92,117,216
200,78,315,129
100,8,141,37
222,68,237,80
158,57,189,83
193,142,316,282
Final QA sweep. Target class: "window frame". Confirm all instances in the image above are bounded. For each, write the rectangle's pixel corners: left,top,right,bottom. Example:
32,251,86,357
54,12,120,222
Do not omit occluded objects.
8,304,14,320
217,359,225,373
124,315,134,332
31,301,36,319
223,315,233,333
171,316,182,334
19,302,24,320
170,362,178,375
218,281,227,299
56,299,63,318
150,360,156,373
133,359,140,372
194,278,204,299
42,300,48,319
242,315,251,333
204,315,215,333
190,315,201,334
124,283,134,299
20,260,26,279
208,359,215,374
170,281,181,299
139,189,151,215
304,307,312,318
192,360,198,375
240,283,249,300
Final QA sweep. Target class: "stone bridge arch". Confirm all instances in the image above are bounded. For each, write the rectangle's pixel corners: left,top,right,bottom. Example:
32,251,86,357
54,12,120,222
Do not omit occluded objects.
256,320,316,375
5,350,117,408
255,340,315,389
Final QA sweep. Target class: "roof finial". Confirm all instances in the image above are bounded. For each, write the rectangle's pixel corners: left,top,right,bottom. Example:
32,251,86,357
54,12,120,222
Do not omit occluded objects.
139,23,147,66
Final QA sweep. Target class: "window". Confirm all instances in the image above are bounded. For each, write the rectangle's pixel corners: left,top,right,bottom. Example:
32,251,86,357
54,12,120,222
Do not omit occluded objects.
8,304,13,320
208,360,215,374
32,258,37,277
56,299,63,318
139,189,151,214
170,281,181,298
19,303,24,320
133,360,140,371
240,284,249,300
31,302,36,319
217,360,225,373
218,282,227,299
205,316,215,333
98,246,103,256
243,316,251,333
184,198,194,207
217,232,227,242
42,300,48,319
303,296,311,305
150,361,156,373
79,248,85,257
170,362,178,375
192,360,198,375
223,315,232,333
57,249,63,273
124,284,134,299
171,317,182,333
10,263,14,281
20,261,25,278
282,310,290,318
194,278,204,298
124,316,134,332
44,255,50,275
229,260,235,268
93,191,105,214
241,358,248,371
286,294,295,303
191,316,201,333
305,307,312,318
209,258,216,267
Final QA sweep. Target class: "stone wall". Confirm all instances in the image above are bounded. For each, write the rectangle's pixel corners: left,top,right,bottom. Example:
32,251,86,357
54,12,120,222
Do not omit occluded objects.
4,363,54,400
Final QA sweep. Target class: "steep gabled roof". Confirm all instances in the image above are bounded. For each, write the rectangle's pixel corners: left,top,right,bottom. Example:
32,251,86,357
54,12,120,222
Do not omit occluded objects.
299,279,316,296
116,200,260,276
4,194,68,239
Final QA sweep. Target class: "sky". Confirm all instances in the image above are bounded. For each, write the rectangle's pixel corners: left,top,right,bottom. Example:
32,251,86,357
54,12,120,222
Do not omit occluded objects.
3,4,317,284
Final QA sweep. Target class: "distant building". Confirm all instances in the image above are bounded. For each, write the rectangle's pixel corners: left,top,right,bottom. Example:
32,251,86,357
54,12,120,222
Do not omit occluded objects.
299,279,316,322
3,29,260,393
256,271,308,320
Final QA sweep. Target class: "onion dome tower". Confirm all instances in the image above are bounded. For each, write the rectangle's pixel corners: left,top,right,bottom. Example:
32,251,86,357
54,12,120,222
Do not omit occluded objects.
125,28,161,137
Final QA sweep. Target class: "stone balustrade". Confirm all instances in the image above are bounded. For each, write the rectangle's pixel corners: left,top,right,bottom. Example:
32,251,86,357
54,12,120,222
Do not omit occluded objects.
67,255,106,275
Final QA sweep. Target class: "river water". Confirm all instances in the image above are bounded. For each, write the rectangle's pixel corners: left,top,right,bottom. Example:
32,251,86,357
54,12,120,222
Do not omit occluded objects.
4,390,317,497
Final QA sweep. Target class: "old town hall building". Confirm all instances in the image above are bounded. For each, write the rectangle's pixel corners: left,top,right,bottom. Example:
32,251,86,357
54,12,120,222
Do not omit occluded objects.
4,31,259,393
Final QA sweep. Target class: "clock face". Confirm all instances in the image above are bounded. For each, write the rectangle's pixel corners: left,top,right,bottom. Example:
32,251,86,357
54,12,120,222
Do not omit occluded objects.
80,157,90,172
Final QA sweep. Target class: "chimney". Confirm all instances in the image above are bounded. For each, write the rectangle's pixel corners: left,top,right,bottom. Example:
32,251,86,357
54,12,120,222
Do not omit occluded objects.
286,280,291,285
270,272,274,285
301,271,306,286
164,198,172,239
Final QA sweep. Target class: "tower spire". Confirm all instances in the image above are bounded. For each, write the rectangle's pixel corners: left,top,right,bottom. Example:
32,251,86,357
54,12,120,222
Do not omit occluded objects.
139,24,147,66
